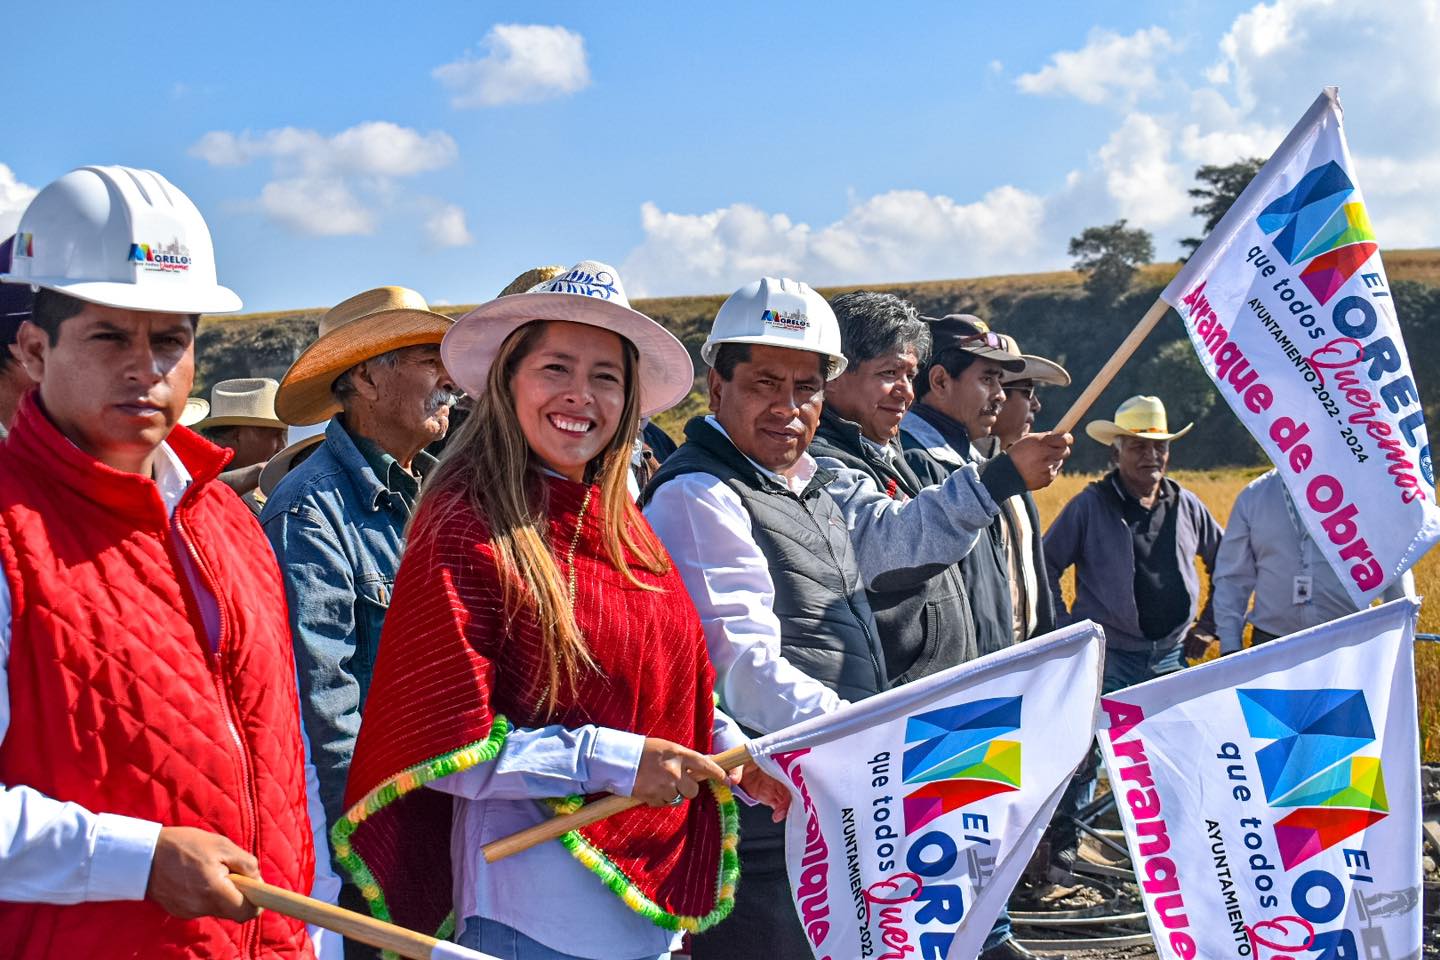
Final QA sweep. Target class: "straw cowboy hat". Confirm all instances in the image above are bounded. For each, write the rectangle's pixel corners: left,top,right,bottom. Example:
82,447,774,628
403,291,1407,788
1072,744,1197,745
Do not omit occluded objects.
179,397,210,427
1085,395,1193,445
994,333,1071,387
498,265,565,298
194,377,285,431
443,260,693,418
276,286,454,426
258,421,330,497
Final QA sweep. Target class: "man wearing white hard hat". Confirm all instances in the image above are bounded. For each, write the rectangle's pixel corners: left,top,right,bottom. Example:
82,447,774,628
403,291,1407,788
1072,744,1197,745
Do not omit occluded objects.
196,376,288,513
0,166,336,958
1044,395,1223,687
261,286,458,947
642,277,1070,959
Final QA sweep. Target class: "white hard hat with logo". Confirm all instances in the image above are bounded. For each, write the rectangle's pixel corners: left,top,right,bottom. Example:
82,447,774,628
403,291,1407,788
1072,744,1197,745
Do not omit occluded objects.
0,165,242,314
701,277,848,380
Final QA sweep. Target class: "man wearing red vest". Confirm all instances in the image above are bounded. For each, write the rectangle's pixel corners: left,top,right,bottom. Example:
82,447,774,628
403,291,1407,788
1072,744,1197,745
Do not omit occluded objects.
0,166,333,958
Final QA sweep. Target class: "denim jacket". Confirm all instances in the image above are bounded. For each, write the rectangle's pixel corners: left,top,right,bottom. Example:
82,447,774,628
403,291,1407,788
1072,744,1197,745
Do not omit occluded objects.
260,419,414,827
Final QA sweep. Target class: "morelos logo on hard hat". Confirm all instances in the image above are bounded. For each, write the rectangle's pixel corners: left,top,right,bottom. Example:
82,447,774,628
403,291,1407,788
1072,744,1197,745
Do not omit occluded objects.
128,238,192,273
762,307,808,332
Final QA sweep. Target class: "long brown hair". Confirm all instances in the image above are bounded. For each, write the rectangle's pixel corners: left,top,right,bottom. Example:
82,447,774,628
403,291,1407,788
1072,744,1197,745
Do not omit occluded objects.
423,320,672,710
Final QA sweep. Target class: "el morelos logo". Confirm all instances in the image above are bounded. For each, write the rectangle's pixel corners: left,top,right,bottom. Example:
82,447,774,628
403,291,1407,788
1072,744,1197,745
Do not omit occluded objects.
1258,161,1377,306
762,308,809,332
128,238,192,273
900,696,1021,834
1238,687,1387,869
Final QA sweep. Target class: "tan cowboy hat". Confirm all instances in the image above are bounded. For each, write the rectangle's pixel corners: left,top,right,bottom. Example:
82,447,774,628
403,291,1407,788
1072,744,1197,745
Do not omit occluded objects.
1085,395,1193,445
179,397,210,427
276,286,454,426
443,260,694,418
994,334,1071,387
194,377,285,431
259,421,331,497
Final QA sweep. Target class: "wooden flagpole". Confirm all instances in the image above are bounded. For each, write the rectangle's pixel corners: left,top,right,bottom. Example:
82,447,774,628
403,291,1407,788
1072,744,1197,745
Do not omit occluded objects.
1050,296,1171,436
229,875,498,960
481,744,754,864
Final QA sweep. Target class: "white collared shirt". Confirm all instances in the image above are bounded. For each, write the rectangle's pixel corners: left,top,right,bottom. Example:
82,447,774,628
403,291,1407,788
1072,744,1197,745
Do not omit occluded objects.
0,443,340,957
644,417,843,736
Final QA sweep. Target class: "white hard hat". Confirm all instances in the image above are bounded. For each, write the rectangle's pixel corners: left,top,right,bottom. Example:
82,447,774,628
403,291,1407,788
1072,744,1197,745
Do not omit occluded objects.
0,165,241,314
701,277,848,380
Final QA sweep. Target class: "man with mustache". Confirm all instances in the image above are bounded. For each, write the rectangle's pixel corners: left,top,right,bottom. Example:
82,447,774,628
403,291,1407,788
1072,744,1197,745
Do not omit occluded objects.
643,279,1070,960
899,315,1041,657
1044,395,1222,688
262,288,457,956
991,334,1072,646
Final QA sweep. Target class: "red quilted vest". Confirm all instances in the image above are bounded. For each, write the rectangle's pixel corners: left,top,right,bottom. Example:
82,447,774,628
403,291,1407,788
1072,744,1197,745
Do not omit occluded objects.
0,394,315,960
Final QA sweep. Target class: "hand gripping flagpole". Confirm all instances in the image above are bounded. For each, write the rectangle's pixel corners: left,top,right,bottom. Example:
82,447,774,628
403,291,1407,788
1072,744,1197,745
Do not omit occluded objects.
481,744,754,863
1049,296,1170,436
228,874,499,960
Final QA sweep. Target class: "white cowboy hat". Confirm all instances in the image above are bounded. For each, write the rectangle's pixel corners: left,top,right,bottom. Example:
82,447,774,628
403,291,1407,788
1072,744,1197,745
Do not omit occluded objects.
1085,395,1193,445
276,286,454,426
194,377,286,431
179,396,210,427
994,334,1071,387
442,260,694,418
258,421,330,497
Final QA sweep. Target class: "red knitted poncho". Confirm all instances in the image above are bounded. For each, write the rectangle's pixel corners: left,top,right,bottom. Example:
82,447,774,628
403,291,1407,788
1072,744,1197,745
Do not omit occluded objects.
334,475,737,940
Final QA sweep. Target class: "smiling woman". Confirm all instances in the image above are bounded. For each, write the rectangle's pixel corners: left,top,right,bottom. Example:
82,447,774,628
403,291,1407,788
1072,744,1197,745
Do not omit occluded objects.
333,261,789,960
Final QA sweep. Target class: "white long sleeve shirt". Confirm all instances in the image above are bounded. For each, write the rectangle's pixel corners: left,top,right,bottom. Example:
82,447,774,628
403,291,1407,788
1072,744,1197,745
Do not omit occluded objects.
0,442,340,957
1212,469,1416,653
643,417,998,736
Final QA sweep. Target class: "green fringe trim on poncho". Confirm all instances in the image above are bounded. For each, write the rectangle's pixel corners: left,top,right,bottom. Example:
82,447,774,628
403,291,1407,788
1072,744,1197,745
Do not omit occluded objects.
331,714,741,945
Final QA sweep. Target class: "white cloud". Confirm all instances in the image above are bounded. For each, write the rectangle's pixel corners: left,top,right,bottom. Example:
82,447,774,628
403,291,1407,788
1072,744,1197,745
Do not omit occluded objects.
1016,27,1179,107
1202,0,1440,248
259,179,375,236
623,4,1440,291
1097,113,1189,225
192,121,461,239
434,24,590,108
424,204,474,248
622,186,1050,297
191,122,457,177
0,164,37,239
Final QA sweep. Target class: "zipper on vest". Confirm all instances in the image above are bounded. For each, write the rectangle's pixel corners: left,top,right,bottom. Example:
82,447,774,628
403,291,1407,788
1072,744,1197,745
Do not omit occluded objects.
174,517,263,960
799,492,888,691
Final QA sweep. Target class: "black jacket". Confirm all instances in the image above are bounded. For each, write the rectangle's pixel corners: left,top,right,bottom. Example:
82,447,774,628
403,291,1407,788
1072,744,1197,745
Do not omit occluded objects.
809,408,978,682
899,405,1027,655
643,417,889,704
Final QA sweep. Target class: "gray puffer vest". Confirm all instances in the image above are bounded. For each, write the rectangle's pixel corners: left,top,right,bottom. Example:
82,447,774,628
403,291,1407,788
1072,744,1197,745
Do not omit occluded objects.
643,418,888,703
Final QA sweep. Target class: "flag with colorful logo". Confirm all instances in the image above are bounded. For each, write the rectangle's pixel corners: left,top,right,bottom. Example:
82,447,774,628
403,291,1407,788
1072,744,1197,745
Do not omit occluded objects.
1162,87,1440,606
1098,600,1422,960
749,621,1104,960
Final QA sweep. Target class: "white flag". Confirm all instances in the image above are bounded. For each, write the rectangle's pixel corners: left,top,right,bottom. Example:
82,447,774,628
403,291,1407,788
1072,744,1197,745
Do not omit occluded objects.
1163,87,1440,605
1098,600,1423,960
749,622,1104,960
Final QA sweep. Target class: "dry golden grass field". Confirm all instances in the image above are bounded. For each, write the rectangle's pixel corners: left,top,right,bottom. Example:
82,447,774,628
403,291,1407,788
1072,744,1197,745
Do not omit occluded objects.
1034,468,1440,763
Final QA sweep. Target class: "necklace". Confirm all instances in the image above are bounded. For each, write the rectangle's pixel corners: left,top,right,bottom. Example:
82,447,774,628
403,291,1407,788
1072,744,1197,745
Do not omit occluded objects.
535,484,595,719
565,484,595,605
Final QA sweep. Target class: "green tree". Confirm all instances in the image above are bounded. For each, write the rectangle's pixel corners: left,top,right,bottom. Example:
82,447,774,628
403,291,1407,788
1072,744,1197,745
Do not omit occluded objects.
1068,219,1154,303
1180,157,1266,256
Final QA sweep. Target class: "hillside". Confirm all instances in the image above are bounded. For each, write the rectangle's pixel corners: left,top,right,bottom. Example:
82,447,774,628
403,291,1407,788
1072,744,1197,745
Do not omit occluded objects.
195,248,1440,473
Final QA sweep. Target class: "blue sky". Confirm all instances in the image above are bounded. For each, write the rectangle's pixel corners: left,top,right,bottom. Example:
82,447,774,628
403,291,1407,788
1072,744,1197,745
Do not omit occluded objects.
5,1,1437,312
